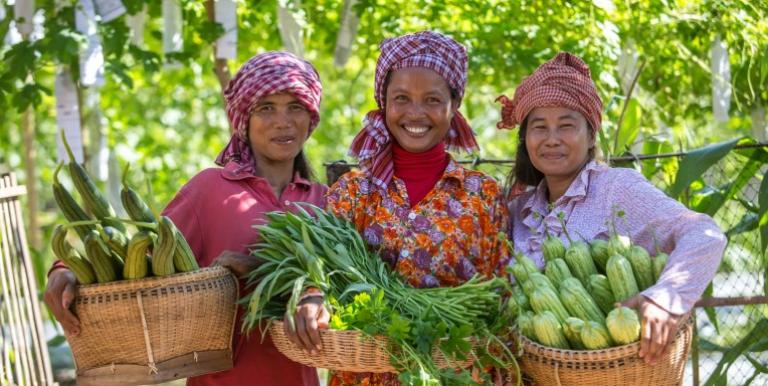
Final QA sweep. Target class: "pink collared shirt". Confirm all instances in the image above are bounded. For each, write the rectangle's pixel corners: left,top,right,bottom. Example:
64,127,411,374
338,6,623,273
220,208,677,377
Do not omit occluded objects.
508,160,726,315
162,161,327,386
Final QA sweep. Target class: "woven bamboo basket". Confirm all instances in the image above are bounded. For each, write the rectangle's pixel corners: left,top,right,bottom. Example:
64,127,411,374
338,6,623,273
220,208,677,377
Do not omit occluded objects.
66,266,238,386
269,321,475,372
518,317,694,386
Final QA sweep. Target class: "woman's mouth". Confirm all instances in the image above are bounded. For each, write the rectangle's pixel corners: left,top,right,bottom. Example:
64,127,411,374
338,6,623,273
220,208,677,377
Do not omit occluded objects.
272,136,296,144
402,125,430,137
540,152,565,160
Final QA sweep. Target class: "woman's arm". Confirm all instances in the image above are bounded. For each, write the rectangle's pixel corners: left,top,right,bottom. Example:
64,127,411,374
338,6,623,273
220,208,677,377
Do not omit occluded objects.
485,188,512,277
610,169,726,315
610,168,726,364
284,173,358,353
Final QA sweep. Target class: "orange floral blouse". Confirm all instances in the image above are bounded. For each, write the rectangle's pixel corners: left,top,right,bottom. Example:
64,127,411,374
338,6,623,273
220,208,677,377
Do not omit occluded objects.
326,158,510,386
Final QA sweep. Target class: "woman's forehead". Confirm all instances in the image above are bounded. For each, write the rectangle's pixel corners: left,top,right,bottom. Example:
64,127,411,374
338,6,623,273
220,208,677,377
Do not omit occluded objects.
528,106,586,121
387,67,451,94
258,91,299,103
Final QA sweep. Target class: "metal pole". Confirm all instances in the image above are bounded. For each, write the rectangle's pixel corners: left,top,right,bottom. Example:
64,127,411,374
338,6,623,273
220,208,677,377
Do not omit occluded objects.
692,313,700,386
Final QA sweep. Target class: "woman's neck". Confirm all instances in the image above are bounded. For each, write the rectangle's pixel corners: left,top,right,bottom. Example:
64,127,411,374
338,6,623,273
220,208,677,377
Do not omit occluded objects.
543,160,589,203
253,156,294,198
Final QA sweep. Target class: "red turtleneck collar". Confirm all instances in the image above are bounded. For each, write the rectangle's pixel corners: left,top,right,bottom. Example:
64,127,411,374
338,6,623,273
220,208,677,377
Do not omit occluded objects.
393,141,449,207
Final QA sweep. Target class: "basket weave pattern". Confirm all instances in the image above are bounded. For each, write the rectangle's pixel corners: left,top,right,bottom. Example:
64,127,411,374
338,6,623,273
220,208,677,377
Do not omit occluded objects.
269,321,474,373
519,317,694,386
67,266,238,373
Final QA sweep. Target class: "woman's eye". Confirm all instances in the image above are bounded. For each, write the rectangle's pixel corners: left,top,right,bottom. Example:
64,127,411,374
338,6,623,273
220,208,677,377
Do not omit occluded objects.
257,105,274,113
289,103,306,112
394,95,408,102
426,97,441,104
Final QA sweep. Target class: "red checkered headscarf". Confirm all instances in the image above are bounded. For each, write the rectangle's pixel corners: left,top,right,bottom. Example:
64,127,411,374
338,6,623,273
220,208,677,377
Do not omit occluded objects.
348,31,479,191
496,52,603,132
215,51,322,168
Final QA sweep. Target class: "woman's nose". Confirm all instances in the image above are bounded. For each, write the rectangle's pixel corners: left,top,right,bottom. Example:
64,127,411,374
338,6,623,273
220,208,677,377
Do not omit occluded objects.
404,102,426,118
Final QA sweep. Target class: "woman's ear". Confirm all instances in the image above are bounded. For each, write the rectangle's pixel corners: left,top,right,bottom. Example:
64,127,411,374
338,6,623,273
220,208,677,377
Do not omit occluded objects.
450,98,459,116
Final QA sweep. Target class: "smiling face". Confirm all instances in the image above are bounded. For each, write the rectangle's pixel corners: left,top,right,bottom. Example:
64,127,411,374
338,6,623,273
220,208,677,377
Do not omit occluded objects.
524,106,595,182
384,67,456,153
247,92,311,166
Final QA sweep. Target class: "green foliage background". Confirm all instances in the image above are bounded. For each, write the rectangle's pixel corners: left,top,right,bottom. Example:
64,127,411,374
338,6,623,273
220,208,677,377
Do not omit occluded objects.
1,0,766,299
1,1,767,383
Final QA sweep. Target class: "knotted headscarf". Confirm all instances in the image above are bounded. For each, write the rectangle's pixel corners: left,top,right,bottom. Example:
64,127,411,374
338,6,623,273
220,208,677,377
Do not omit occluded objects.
348,31,479,191
496,52,603,132
215,51,323,168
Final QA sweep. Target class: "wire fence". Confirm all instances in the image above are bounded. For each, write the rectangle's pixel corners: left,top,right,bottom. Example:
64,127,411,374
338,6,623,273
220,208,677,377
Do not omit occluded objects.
324,143,768,385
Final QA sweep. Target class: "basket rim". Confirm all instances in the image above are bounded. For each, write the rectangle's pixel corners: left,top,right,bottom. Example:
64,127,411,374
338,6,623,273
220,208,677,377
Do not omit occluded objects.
269,320,390,343
75,266,234,296
268,320,477,371
518,315,693,362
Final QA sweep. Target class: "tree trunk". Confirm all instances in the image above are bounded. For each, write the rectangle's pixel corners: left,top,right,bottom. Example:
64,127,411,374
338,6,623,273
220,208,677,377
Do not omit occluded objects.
205,0,233,134
21,107,40,250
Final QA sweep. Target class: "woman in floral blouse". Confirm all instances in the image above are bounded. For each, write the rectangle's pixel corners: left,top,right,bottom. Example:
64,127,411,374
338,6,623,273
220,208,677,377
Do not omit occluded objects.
288,31,510,385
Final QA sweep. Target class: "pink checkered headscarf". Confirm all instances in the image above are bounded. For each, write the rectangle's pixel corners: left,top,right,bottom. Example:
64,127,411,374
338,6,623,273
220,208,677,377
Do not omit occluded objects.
496,52,603,132
215,51,322,167
348,31,479,191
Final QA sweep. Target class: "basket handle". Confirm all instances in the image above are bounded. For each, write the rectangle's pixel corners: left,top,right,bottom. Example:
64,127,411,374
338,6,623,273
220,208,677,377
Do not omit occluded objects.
137,291,159,375
554,362,562,386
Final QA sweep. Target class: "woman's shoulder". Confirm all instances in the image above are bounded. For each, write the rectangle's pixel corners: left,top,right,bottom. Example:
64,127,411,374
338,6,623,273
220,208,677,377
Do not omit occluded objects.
329,169,367,190
591,163,649,188
453,166,503,198
176,167,226,194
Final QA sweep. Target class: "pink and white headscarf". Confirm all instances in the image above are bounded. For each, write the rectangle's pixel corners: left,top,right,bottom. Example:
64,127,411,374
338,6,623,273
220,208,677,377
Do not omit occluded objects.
215,51,323,168
348,31,479,191
496,52,603,132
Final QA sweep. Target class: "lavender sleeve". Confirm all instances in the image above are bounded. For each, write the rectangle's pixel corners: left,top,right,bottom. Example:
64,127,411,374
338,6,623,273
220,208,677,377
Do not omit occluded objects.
610,169,726,315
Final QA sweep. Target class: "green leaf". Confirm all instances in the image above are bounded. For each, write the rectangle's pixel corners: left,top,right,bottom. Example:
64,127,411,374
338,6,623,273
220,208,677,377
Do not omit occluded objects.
689,184,726,216
691,147,768,216
47,335,67,347
744,353,768,374
759,167,768,256
703,281,719,334
759,168,768,296
387,312,412,341
614,99,641,155
339,282,376,300
640,137,674,179
441,324,473,359
725,213,759,238
669,138,742,199
704,319,768,386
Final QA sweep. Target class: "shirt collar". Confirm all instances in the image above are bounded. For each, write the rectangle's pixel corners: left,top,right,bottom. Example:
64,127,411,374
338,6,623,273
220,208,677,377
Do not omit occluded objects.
221,160,312,189
441,157,466,187
388,156,465,191
519,159,601,218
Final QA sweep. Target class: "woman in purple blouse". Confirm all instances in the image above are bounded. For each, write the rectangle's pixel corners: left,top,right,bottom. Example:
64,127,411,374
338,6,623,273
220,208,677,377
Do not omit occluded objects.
497,52,726,365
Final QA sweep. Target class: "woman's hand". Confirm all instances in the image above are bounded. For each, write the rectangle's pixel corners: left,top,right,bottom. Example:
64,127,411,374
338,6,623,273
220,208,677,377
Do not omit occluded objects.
212,250,262,277
621,294,684,365
43,268,80,335
284,292,329,355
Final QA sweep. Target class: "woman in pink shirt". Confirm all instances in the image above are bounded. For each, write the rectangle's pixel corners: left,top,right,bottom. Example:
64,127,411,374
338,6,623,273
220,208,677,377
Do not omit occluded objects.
44,51,327,386
497,52,726,365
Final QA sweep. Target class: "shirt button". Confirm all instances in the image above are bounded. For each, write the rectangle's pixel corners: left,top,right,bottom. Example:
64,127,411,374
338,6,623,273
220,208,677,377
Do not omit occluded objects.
284,200,291,206
400,249,410,258
408,212,416,220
